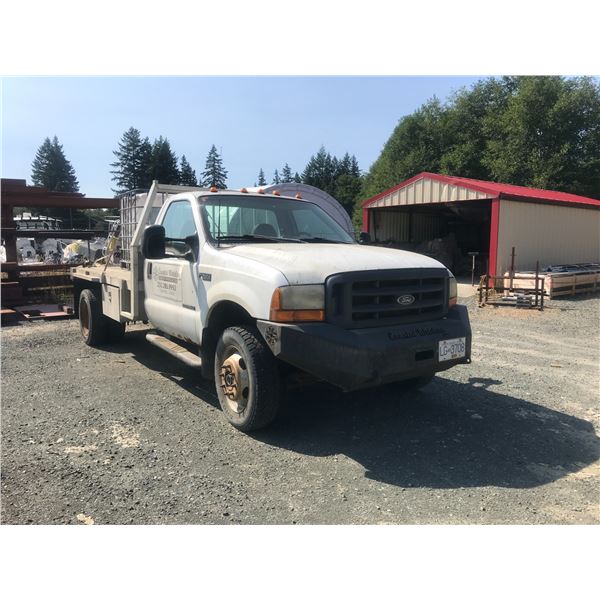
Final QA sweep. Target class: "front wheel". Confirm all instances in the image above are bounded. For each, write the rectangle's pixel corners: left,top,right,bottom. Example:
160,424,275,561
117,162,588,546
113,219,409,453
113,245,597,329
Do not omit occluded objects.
214,325,281,432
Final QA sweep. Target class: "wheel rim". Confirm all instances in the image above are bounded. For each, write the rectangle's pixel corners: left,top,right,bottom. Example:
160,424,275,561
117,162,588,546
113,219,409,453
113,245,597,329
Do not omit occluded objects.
80,299,90,338
218,351,250,414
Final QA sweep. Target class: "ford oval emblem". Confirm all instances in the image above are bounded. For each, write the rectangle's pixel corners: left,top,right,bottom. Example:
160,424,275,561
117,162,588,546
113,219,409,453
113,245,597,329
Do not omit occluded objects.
397,294,415,305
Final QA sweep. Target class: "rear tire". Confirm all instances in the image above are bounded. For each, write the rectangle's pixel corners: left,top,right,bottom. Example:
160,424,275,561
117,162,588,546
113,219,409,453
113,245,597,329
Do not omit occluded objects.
79,288,125,346
79,288,108,346
215,325,281,432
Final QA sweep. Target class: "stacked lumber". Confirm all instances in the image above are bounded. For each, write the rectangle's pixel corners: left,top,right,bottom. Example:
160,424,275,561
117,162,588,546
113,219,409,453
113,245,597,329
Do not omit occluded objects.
503,264,600,298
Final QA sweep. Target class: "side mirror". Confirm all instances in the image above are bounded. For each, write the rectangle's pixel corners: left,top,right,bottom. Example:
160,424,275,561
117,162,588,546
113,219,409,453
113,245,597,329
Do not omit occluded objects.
142,225,166,260
359,231,371,244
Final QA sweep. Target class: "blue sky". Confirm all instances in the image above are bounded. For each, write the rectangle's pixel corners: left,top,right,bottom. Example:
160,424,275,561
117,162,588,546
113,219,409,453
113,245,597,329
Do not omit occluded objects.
2,77,481,197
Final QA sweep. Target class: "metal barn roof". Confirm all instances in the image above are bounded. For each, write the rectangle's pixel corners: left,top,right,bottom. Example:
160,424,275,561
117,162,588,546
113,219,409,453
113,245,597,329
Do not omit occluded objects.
363,172,600,209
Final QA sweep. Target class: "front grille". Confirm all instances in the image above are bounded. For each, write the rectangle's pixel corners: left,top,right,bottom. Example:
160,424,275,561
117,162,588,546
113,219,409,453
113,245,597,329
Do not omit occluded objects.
326,268,449,329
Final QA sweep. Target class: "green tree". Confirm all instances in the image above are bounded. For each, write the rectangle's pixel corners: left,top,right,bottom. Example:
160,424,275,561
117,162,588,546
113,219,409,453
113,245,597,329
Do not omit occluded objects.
257,168,266,186
361,97,450,200
201,145,228,188
302,145,337,195
179,155,198,186
30,136,81,226
482,77,600,196
335,173,363,219
293,172,302,183
272,169,280,184
31,136,79,192
110,127,152,194
361,76,600,206
148,136,180,185
439,77,517,180
281,163,293,183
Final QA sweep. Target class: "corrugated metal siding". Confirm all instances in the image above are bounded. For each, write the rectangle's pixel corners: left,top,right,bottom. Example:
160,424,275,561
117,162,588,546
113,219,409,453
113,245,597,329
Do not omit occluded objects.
368,177,493,208
370,210,443,243
412,213,443,241
371,210,409,241
496,200,600,273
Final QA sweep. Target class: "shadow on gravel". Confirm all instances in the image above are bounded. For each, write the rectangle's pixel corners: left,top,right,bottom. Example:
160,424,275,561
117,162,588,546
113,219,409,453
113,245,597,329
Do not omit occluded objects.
106,330,599,491
259,377,599,490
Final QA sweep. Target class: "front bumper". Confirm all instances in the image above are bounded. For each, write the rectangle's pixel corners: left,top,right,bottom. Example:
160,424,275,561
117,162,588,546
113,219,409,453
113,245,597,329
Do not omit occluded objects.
257,305,471,391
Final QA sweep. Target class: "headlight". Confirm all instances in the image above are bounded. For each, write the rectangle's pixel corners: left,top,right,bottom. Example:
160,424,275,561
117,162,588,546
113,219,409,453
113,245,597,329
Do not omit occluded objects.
448,272,457,307
269,285,325,322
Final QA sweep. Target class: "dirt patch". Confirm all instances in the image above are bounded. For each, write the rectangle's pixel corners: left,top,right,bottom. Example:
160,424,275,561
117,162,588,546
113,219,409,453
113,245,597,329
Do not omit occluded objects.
110,423,140,448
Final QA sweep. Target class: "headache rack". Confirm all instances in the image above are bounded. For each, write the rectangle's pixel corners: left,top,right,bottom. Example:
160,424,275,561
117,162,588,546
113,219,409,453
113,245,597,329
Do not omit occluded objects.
325,268,449,329
117,182,209,269
118,188,168,269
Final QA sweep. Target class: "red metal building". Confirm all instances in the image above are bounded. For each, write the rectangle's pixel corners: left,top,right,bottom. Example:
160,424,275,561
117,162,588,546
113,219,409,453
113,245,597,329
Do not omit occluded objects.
362,172,600,276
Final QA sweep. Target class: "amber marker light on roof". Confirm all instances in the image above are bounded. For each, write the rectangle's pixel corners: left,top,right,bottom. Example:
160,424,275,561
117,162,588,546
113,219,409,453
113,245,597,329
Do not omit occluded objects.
210,186,218,192
295,193,302,199
240,187,248,193
272,190,281,196
257,188,265,194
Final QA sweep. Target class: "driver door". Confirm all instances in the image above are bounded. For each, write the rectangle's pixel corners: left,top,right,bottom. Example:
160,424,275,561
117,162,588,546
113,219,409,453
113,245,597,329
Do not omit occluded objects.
144,199,201,343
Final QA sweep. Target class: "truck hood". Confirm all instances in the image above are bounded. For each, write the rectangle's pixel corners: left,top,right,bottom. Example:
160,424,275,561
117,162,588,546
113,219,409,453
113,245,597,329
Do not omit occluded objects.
221,243,447,284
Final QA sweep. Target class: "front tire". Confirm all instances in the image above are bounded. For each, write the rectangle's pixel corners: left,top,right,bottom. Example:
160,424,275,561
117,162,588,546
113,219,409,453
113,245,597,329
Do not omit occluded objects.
214,325,281,432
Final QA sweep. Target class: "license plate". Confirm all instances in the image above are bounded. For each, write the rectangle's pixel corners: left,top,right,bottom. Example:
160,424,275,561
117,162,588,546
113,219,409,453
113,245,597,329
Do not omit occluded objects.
438,337,466,362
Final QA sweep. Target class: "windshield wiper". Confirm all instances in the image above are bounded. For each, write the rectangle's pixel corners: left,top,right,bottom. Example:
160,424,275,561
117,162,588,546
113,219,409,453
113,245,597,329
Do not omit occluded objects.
215,234,306,244
299,236,348,244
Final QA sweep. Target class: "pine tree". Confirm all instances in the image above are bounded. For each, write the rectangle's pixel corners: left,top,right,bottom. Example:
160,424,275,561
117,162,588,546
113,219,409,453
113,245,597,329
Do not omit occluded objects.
272,169,280,184
148,136,180,185
257,168,266,186
201,145,228,188
301,146,336,195
350,155,361,178
110,127,153,194
179,155,198,186
337,153,352,177
31,136,79,192
281,163,293,183
293,172,302,183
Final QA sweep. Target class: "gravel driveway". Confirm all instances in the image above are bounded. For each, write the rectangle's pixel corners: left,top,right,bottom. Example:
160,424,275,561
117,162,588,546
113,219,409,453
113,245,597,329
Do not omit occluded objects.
2,295,599,524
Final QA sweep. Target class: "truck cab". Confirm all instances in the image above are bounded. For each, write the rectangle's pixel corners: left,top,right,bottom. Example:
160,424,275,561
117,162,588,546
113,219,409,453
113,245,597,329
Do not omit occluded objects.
72,182,471,431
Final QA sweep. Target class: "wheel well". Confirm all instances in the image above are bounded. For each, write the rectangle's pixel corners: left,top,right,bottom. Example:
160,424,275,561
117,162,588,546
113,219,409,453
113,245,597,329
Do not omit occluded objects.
201,301,255,380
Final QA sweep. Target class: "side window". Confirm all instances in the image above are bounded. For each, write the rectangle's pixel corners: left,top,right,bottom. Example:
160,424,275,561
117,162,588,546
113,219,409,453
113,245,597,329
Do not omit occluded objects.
161,201,197,257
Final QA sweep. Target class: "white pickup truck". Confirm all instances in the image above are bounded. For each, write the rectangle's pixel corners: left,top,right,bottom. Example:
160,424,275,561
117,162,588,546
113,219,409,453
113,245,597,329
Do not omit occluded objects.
71,182,471,431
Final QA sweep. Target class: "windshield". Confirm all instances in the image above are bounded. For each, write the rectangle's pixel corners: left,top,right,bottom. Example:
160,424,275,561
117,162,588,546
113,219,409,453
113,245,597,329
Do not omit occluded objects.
199,195,355,245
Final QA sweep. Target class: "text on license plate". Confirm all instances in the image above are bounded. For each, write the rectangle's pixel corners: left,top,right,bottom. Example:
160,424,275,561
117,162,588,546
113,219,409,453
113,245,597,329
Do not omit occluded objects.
438,337,466,362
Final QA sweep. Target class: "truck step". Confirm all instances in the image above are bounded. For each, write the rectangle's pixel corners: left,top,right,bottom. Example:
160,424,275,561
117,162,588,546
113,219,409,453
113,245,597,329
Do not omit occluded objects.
146,333,203,368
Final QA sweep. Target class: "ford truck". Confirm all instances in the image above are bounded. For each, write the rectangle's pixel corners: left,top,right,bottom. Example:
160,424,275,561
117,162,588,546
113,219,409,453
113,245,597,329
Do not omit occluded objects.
71,182,471,431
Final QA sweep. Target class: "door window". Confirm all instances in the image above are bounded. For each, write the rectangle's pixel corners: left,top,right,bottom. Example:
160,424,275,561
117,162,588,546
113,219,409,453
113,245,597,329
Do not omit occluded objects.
161,200,198,258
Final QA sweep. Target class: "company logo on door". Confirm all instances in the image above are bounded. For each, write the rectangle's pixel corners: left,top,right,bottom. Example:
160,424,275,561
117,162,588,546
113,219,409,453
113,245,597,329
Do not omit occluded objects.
154,264,182,301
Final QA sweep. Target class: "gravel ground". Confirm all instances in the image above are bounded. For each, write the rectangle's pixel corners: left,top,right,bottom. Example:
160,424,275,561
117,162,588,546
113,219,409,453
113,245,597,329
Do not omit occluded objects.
1,295,599,524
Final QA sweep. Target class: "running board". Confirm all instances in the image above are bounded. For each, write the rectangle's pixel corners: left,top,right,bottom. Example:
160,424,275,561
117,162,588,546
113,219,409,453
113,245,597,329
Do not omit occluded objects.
146,333,203,368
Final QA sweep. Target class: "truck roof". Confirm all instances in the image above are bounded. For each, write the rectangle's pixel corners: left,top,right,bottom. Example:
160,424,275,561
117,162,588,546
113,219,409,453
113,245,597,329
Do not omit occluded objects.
191,188,302,202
